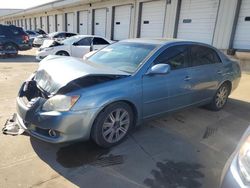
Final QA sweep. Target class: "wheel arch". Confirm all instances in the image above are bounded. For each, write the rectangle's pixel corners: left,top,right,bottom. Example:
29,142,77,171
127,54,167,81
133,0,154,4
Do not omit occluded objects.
98,100,139,125
219,80,232,94
55,50,70,56
89,99,139,139
3,42,18,50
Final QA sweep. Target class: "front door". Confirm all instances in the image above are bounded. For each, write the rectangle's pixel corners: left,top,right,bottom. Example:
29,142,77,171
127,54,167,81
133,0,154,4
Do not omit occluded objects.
142,45,192,118
71,37,92,58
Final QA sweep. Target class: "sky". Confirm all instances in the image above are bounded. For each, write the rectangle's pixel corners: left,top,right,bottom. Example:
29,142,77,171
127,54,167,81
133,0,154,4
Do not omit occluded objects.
0,0,56,9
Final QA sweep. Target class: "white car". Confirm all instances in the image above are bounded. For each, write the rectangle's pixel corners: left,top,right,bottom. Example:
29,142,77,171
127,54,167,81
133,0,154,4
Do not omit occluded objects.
36,35,112,61
33,31,76,47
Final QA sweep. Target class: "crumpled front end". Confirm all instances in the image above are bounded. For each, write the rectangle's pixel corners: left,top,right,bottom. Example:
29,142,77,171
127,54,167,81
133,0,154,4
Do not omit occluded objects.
16,79,97,143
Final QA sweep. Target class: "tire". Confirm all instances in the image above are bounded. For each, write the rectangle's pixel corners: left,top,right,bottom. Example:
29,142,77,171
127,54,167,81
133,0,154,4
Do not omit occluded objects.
56,51,69,56
4,43,18,56
91,102,134,148
207,83,230,111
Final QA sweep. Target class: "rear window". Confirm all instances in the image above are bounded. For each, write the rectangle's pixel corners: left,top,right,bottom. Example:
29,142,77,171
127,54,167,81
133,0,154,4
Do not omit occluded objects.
190,45,222,66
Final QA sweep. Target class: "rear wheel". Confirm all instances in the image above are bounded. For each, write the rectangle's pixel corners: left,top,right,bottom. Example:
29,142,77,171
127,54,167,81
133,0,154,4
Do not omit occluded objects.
207,83,230,111
56,51,69,56
91,102,134,148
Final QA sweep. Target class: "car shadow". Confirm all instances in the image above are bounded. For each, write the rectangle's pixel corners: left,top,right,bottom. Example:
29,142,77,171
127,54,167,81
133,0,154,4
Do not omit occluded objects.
30,98,250,187
0,54,38,63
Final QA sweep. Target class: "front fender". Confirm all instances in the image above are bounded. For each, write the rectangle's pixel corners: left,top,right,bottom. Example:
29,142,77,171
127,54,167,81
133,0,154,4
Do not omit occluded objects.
71,78,142,123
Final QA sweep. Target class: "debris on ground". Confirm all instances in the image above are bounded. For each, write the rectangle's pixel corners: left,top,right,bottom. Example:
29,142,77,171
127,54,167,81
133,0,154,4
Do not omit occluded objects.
2,113,25,135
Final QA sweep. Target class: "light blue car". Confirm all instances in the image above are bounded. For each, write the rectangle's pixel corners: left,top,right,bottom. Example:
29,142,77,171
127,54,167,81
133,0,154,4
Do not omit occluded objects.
16,39,241,147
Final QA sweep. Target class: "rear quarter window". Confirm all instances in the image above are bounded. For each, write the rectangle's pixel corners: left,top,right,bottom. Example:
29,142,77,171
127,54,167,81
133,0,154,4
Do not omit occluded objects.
190,45,222,67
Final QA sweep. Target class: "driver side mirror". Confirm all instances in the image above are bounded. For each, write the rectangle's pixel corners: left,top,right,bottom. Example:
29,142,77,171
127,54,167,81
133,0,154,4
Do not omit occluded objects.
146,64,171,75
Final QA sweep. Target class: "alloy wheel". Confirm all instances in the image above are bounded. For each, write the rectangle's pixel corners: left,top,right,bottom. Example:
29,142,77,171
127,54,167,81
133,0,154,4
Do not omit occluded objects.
215,86,229,108
102,108,130,143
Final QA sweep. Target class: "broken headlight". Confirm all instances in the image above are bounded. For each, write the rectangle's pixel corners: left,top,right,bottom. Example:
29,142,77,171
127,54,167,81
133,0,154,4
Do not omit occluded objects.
42,95,80,112
238,135,250,184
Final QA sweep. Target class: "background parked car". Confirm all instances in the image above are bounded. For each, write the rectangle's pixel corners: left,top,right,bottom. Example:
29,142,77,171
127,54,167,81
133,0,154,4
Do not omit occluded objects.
36,35,112,60
35,29,46,35
25,30,40,45
32,31,77,47
220,126,250,188
0,24,31,56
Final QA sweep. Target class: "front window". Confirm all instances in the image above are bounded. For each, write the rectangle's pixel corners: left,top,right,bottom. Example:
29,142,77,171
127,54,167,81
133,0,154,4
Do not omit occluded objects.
88,42,156,74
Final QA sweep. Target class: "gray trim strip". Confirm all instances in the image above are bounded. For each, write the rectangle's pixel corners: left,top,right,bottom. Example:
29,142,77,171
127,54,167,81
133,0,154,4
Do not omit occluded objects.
47,16,49,33
65,13,67,31
77,11,80,33
229,0,242,50
211,0,221,45
110,6,115,40
173,0,182,38
136,2,143,38
55,14,58,31
92,10,95,35
40,17,42,29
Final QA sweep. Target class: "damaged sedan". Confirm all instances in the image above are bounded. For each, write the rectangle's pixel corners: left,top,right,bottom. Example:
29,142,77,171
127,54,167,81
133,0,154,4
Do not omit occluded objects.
16,39,241,147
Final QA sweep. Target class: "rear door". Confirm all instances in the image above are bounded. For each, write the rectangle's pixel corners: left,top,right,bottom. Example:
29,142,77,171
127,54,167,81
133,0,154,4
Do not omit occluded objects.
71,37,92,58
142,45,192,118
188,45,224,103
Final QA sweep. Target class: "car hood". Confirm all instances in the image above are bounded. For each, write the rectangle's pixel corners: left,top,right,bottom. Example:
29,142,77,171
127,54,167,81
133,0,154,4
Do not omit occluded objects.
33,55,129,95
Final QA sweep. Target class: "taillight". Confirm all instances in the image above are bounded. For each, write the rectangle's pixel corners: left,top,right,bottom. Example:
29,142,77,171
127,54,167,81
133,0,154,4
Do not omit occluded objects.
22,35,29,42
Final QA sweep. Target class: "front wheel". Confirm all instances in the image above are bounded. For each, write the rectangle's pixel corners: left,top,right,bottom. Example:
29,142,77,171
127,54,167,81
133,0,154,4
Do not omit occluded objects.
207,83,230,111
91,102,134,148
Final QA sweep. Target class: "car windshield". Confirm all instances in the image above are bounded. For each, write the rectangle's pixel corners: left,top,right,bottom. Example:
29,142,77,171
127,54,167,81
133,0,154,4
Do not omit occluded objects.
62,36,80,45
88,42,156,74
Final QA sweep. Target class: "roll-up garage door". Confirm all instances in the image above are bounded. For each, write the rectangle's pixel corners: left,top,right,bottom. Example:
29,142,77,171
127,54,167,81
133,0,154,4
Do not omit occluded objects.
66,13,74,33
140,0,166,38
113,5,132,40
56,14,63,32
233,0,250,50
177,0,219,44
79,11,88,34
48,15,55,33
41,16,47,33
94,8,107,37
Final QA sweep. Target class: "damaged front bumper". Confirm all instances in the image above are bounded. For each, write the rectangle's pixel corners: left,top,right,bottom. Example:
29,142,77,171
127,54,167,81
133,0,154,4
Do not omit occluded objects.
16,82,97,143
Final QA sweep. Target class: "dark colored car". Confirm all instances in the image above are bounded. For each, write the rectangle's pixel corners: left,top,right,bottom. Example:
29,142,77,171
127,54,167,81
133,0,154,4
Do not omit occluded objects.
0,24,31,55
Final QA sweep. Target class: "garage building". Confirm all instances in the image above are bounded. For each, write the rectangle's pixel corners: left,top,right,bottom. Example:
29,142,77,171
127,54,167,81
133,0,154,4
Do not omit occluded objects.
0,0,249,54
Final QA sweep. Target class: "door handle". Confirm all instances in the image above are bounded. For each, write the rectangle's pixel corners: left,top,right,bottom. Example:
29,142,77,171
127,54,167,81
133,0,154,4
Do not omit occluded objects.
184,76,191,81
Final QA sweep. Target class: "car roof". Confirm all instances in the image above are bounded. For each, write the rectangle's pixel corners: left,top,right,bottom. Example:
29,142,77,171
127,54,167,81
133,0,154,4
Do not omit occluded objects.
122,38,214,48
